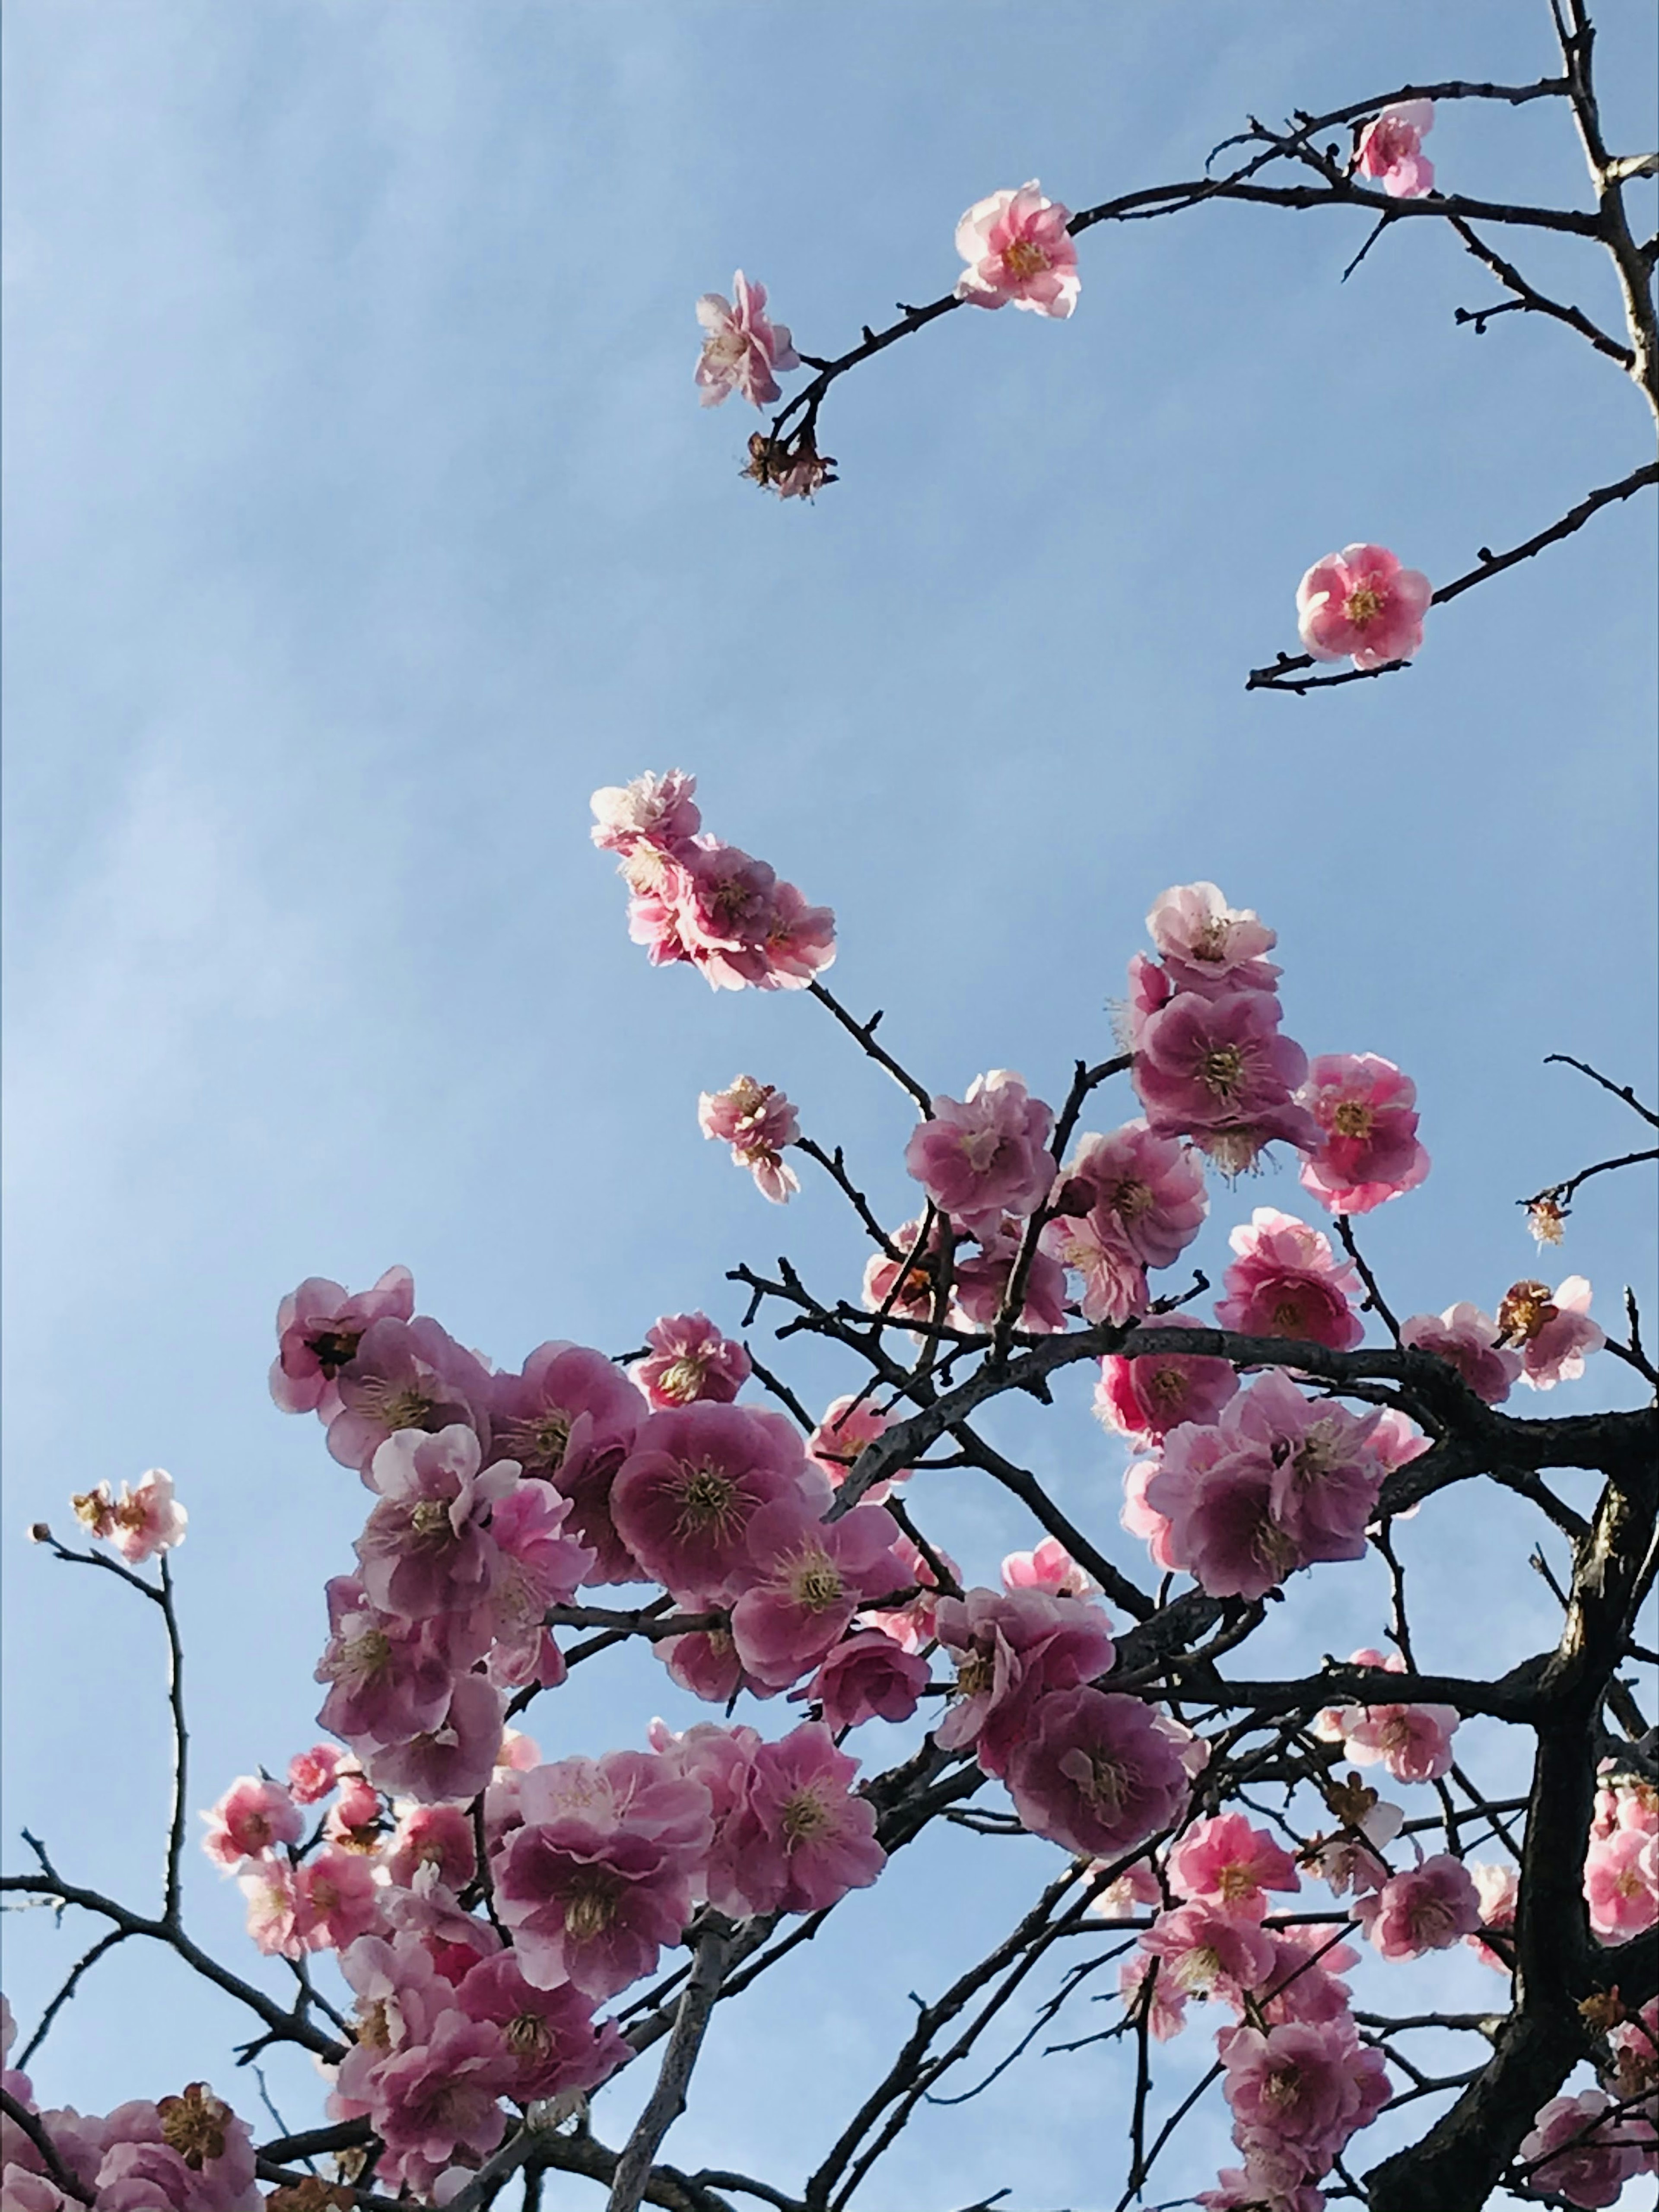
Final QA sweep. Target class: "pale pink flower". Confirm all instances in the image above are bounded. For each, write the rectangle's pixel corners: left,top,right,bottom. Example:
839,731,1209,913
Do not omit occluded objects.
631,1312,752,1409
1120,1453,1182,1573
695,272,800,408
1145,884,1280,998
861,1214,948,1325
674,841,832,993
932,1587,1116,1776
455,1952,630,2103
1167,1813,1300,1912
200,1777,303,1873
1095,1321,1239,1445
325,1316,491,1480
706,1722,885,1916
1199,2158,1325,2212
1355,101,1435,198
590,769,702,855
1400,1303,1522,1406
1141,1901,1278,1998
805,1630,930,1732
1133,990,1317,1173
699,1075,800,1203
73,1469,188,1564
1584,1825,1658,1940
1466,1859,1518,1969
1519,2088,1650,2207
1297,543,1432,670
1341,1688,1459,1785
730,1500,907,1689
294,1843,383,1952
612,1402,826,1604
904,1071,1055,1235
1355,1853,1481,1959
286,1744,341,1804
1118,1948,1188,2041
1054,1121,1209,1268
1088,1855,1163,1921
807,1394,902,1497
371,2012,511,2196
238,1853,307,1960
1498,1274,1605,1389
954,181,1080,316
1001,1537,1099,1599
1003,1688,1190,1859
1039,1208,1148,1325
270,1265,416,1417
1297,1053,1430,1215
1216,1208,1364,1349
356,1424,519,1623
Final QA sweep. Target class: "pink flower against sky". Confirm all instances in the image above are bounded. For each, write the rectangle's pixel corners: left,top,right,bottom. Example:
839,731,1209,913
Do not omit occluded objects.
270,1263,415,1417
1583,1824,1657,1940
1519,2089,1651,2209
932,1586,1116,1776
954,181,1080,315
1145,883,1280,997
631,1312,753,1409
1216,1208,1364,1349
1053,1121,1209,1270
1003,1687,1190,1859
200,1777,304,1873
806,1630,930,1732
455,1951,630,2104
487,1339,642,1484
905,1070,1055,1235
325,1316,490,1481
1355,1853,1481,1959
729,1499,906,1689
695,272,800,408
72,1469,188,1564
355,1424,519,1624
1297,1053,1430,1215
1132,988,1317,1174
1167,1813,1300,1912
699,1074,801,1204
1001,1537,1098,1599
1497,1275,1605,1389
1095,1319,1239,1446
1355,100,1435,198
807,1394,900,1496
611,1401,826,1603
1297,543,1432,671
1400,1303,1522,1405
707,1722,885,1916
590,768,701,855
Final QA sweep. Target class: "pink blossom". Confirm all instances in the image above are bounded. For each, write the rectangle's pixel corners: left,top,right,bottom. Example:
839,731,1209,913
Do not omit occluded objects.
1133,990,1317,1174
1145,884,1281,998
1341,1685,1459,1786
954,181,1080,316
360,1674,506,1807
356,1424,519,1623
1297,1053,1430,1215
294,1843,383,1952
238,1854,307,1959
488,1340,642,1483
330,1929,454,2118
1001,1537,1099,1599
72,1469,188,1564
1121,1454,1182,1573
613,1401,825,1603
474,1481,594,1680
1220,2018,1388,2177
1053,1121,1209,1269
1168,1813,1300,1912
861,1214,948,1325
1003,1688,1190,1859
657,1625,766,1706
1400,1303,1522,1406
1466,1859,1518,1969
371,2011,511,2196
1230,1370,1386,1565
1583,1825,1658,1940
457,1951,631,2103
1355,100,1435,198
1297,543,1432,670
862,1531,956,1654
954,1216,1071,1332
88,2088,261,2212
199,1777,304,1872
1355,1853,1481,1959
270,1265,415,1417
1088,1855,1163,1921
1499,1274,1605,1389
1039,1209,1146,1325
932,1587,1117,1776
671,841,836,993
286,1744,341,1804
1518,2088,1650,2207
707,1722,885,1916
730,1501,906,1689
807,1395,902,1497
1254,1926,1362,2030
695,272,800,408
699,1075,800,1203
331,1765,385,1840
805,1630,931,1732
1216,1208,1364,1350
387,1805,477,1892
1141,1900,1278,1998
904,1071,1055,1236
1118,1949,1189,2042
1096,1320,1239,1445
325,1316,491,1480
630,1313,752,1410
1142,1426,1299,1599
590,769,702,856
315,1577,455,1754
756,877,838,986
1199,2157,1325,2212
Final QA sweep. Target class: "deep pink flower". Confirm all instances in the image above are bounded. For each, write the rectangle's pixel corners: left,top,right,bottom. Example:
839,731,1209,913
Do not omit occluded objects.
657,1625,767,1706
270,1265,415,1418
1054,1121,1209,1270
1355,101,1435,198
932,1587,1117,1776
590,769,702,856
862,1214,949,1325
631,1313,752,1410
315,1576,455,1751
708,1722,885,1916
1297,544,1432,670
1400,1303,1522,1405
1145,884,1281,998
361,1673,506,1807
730,1501,907,1689
1499,1275,1605,1389
905,1071,1055,1236
612,1401,825,1603
1096,1318,1240,1445
1297,1054,1430,1215
286,1744,341,1804
356,1424,519,1623
1583,1826,1658,1940
1001,1537,1098,1599
1356,1854,1481,1959
695,272,800,408
1133,991,1317,1174
1003,1688,1190,1858
487,1341,642,1482
456,1953,630,2102
955,1216,1071,1331
371,2011,511,2194
1221,2018,1386,2178
1229,1370,1386,1565
325,1317,491,1481
1142,1426,1299,1599
1167,1813,1300,1912
1216,1208,1364,1350
699,1075,800,1203
200,1777,303,1872
954,181,1080,316
1519,2090,1649,2207
805,1630,931,1731
1141,1901,1278,1997
1253,1925,1362,2031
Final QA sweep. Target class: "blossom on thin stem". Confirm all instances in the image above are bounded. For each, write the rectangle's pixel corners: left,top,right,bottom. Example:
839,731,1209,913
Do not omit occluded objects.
1297,1053,1429,1215
695,273,800,409
1355,102,1435,199
1297,544,1431,671
699,1076,800,1203
954,182,1080,316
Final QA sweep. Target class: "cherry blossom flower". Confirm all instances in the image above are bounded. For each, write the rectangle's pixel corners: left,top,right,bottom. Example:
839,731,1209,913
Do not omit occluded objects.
1338,1672,1459,1785
1001,1538,1099,1599
1003,1688,1190,1858
286,1745,340,1805
1088,1855,1163,1922
1297,544,1432,670
1230,1370,1386,1565
807,1394,903,1497
314,1577,455,1760
699,1075,800,1203
1583,1824,1658,1940
370,2011,511,2197
72,1469,188,1564
1144,1431,1297,1599
671,842,836,993
1297,1053,1430,1215
1053,1121,1209,1269
1141,1900,1278,1998
386,1805,477,1893
932,1587,1117,1775
953,1216,1071,1332
86,2086,261,2212
1216,1208,1364,1349
1220,2017,1389,2183
293,1844,382,1953
1498,1274,1605,1389
1466,1859,1518,1969
325,1317,491,1481
1133,989,1317,1173
590,769,701,856
804,1630,931,1732
1355,1853,1481,1959
1518,2089,1650,2207
1167,1813,1300,1912
904,1071,1055,1236
731,1500,907,1689
270,1265,415,1418
238,1854,307,1960
861,1531,957,1654
200,1777,304,1873
695,273,801,408
612,1402,826,1604
455,1953,630,2103
707,1723,885,1916
355,1425,519,1624
1400,1302,1522,1405
361,1673,508,1808
630,1313,752,1410
1355,101,1435,198
1145,884,1281,998
954,181,1080,316
1119,1948,1190,2044
657,1625,765,1706
487,1341,642,1484
862,1214,948,1325
1095,1320,1239,1445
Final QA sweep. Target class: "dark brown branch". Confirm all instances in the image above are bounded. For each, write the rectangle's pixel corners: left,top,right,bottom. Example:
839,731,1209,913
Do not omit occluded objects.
1543,1052,1659,1129
608,1922,734,2212
806,981,933,1115
1,2089,94,2204
17,1926,127,2068
1447,213,1634,363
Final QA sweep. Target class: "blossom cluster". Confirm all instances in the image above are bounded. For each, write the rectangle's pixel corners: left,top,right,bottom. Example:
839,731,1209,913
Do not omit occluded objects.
592,770,835,991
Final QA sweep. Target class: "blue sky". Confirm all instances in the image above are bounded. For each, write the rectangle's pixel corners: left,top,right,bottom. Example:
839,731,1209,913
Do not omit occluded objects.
3,3,1655,2204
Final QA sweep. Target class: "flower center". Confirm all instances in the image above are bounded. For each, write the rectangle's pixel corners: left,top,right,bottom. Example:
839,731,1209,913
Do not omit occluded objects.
1217,1865,1255,1903
1192,918,1231,963
1265,2064,1302,2109
656,1356,707,1404
376,1385,438,1430
1084,1754,1128,1811
1002,237,1050,278
1271,1296,1308,1333
1149,1368,1188,1408
305,1328,363,1376
955,1651,995,1700
1331,1100,1375,1139
1411,1897,1456,1944
159,2085,229,2170
677,1463,741,1537
517,1409,572,1472
506,2011,552,2059
410,1499,452,1538
563,1878,618,1941
1344,584,1385,625
1498,1281,1555,1343
781,1788,831,1845
1199,1045,1243,1099
790,1552,845,1611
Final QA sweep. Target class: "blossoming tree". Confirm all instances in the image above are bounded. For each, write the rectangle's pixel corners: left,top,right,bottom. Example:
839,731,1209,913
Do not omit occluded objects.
4,7,1656,2212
